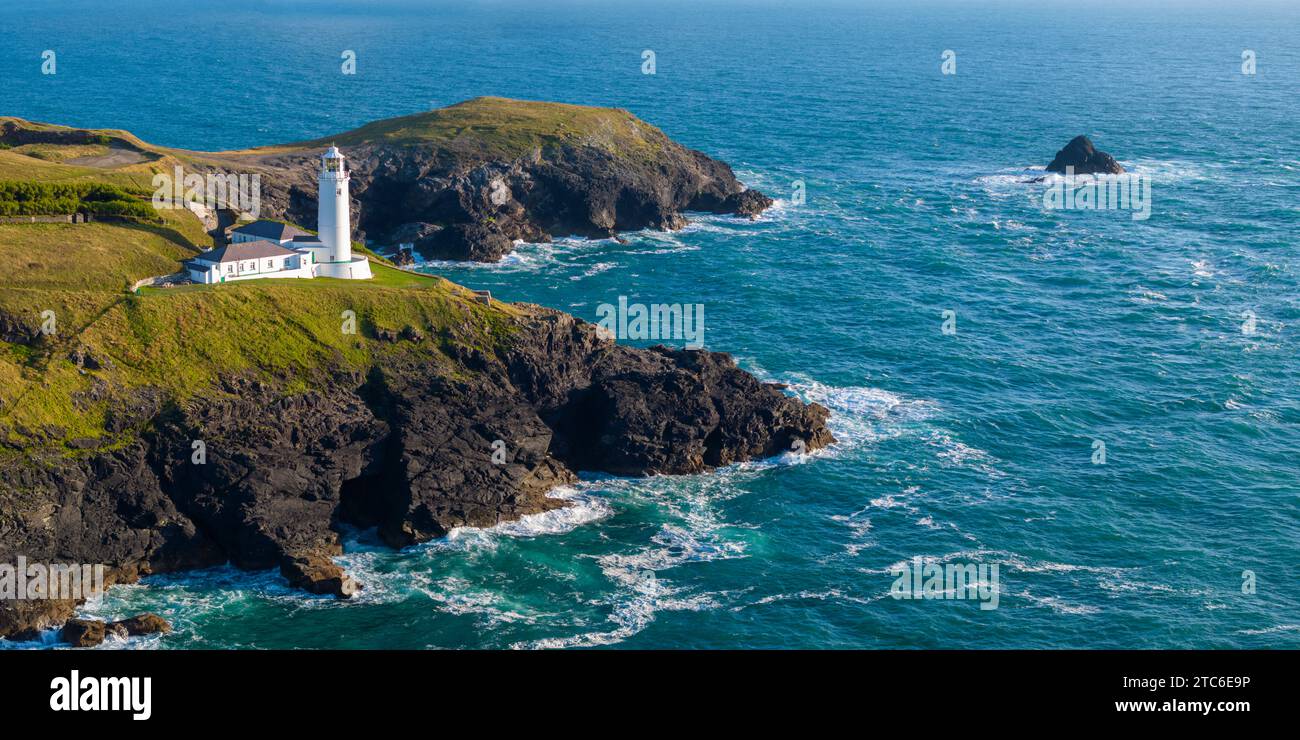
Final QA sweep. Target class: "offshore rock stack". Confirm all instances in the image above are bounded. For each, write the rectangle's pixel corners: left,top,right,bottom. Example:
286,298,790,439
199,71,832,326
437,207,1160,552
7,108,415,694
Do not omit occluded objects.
1046,135,1126,175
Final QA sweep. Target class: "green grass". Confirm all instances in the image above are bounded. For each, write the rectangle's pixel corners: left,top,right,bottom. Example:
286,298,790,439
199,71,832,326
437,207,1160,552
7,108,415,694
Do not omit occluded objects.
0,149,166,190
261,97,671,163
0,219,197,292
0,101,610,450
0,217,518,449
0,207,211,443
6,143,109,162
0,210,203,336
0,149,102,181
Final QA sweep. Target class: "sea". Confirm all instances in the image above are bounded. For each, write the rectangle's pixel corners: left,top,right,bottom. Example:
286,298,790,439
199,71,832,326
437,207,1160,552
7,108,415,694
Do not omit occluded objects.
1,0,1297,649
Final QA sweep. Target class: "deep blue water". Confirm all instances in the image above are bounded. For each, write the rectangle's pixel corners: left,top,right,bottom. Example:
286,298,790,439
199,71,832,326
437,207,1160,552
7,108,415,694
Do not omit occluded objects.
2,0,1298,648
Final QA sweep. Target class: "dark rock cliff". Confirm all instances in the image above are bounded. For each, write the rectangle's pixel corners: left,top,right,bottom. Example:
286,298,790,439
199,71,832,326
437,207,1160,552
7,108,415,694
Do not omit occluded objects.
239,101,773,262
0,305,831,639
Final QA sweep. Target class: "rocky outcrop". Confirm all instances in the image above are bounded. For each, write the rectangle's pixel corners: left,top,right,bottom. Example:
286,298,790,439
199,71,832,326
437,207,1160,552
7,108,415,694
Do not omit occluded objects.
0,312,41,345
107,613,171,637
60,618,106,647
56,613,171,647
281,553,359,598
1046,135,1125,175
0,599,77,641
5,99,771,263
0,304,832,640
240,102,771,262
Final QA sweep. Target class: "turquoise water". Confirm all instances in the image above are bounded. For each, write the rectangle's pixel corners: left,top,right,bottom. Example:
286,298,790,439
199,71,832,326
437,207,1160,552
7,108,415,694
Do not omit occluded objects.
3,0,1298,648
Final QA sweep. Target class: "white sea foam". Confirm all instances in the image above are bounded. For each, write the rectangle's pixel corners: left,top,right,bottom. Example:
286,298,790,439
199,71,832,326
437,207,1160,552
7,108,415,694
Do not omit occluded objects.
735,588,885,611
1016,590,1101,616
513,465,761,648
769,371,938,454
868,549,1134,579
1126,158,1213,183
417,237,609,274
831,503,876,555
568,261,618,280
338,486,613,606
453,485,615,540
927,431,1003,477
1237,624,1300,636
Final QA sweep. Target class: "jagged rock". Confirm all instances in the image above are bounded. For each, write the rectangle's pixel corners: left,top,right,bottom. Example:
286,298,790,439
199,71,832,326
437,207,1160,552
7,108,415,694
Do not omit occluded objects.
1046,135,1125,175
0,313,41,345
343,367,577,547
392,248,416,266
722,189,774,219
60,618,106,647
149,383,388,573
0,599,78,641
0,302,833,639
68,345,108,371
399,325,424,342
107,613,172,637
243,100,770,262
280,552,359,599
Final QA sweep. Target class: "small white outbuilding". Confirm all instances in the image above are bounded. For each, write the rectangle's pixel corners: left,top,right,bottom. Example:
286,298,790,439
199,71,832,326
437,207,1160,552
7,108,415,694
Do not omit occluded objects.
184,239,314,284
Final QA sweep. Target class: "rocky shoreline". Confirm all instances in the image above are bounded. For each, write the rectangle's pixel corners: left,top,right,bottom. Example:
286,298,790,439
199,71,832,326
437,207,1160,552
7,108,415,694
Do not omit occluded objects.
0,98,816,644
230,98,775,262
253,141,772,263
0,304,832,642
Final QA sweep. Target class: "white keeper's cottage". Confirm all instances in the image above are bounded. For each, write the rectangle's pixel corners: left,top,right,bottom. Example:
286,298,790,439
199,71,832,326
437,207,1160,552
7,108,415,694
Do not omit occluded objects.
185,146,374,284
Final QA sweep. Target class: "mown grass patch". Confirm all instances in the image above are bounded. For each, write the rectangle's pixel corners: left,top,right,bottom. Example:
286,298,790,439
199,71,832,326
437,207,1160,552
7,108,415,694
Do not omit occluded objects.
6,143,110,162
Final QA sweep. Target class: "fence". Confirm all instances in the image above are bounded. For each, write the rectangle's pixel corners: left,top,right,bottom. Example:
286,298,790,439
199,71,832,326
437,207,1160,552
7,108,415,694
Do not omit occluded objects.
0,213,91,224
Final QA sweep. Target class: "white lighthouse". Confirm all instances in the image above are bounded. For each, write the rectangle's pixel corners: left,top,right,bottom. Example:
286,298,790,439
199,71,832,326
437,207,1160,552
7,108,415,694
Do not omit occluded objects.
318,145,351,263
301,145,371,280
190,144,371,283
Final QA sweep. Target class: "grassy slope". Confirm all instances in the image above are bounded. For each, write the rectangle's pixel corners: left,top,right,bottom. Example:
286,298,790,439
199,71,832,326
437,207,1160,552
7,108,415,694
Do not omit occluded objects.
0,207,207,326
3,239,518,449
235,96,671,164
6,97,674,173
0,99,625,449
0,145,166,191
0,212,515,449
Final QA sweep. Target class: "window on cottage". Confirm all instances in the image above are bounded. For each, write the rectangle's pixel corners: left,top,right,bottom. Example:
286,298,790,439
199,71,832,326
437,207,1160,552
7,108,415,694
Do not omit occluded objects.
267,260,273,269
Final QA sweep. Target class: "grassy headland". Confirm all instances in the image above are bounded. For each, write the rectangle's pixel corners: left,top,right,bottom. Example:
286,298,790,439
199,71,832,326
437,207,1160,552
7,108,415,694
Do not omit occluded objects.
0,97,678,450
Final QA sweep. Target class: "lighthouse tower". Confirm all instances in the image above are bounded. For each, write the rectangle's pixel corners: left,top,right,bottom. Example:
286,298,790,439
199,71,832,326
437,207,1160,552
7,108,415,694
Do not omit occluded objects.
318,145,351,263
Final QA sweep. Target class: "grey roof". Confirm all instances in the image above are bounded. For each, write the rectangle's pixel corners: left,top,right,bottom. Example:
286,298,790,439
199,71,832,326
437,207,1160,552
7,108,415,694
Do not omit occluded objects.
291,234,324,244
230,220,308,241
196,240,299,264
